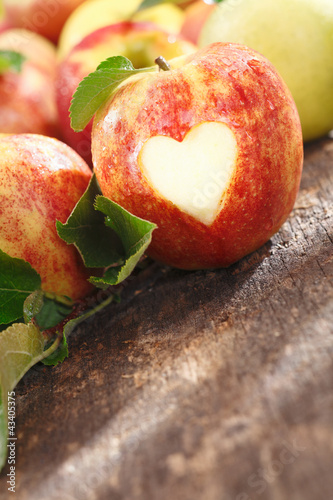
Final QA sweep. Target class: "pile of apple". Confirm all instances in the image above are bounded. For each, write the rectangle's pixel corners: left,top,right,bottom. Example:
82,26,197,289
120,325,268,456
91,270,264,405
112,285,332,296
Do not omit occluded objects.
1,0,330,302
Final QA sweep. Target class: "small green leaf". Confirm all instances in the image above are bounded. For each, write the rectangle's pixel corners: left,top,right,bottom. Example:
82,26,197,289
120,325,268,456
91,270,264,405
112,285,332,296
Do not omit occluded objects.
91,196,156,287
23,290,44,324
35,296,73,331
56,174,124,268
0,50,25,75
42,291,116,366
136,0,190,10
70,55,154,132
0,250,41,325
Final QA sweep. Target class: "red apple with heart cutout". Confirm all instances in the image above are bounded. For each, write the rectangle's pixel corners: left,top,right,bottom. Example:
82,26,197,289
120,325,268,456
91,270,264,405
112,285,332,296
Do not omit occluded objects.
90,42,303,269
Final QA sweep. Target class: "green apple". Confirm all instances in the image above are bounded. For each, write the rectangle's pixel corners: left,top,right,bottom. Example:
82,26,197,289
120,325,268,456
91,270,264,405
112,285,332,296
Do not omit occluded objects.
199,0,333,142
0,133,93,300
91,43,303,270
58,0,185,59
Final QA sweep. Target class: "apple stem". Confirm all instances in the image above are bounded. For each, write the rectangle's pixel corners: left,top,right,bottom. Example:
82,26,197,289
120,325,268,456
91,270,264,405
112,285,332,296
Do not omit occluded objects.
155,56,171,71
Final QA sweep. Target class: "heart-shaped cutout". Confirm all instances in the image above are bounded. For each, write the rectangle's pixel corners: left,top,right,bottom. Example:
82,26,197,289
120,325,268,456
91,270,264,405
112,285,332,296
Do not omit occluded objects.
139,121,237,225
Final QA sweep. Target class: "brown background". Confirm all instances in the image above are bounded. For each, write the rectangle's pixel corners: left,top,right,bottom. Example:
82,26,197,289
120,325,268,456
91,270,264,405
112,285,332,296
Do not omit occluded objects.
0,137,332,500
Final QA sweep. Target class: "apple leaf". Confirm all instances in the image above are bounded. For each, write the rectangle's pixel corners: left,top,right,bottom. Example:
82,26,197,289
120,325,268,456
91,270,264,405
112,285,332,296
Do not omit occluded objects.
70,55,154,132
90,196,156,287
23,290,44,325
136,0,190,10
0,50,25,75
0,250,41,325
0,322,60,471
23,291,72,365
42,291,115,366
42,332,68,366
35,295,73,332
57,174,157,287
56,174,123,268
136,0,222,9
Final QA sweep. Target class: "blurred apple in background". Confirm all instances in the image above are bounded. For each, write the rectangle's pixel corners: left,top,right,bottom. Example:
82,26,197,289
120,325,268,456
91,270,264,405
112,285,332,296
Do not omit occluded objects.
0,133,93,300
199,0,333,142
58,0,185,59
91,42,303,269
181,0,216,44
56,21,196,164
0,29,59,136
2,0,86,43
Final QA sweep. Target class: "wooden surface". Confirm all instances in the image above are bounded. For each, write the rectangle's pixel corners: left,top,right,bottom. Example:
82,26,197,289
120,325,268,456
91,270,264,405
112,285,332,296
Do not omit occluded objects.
1,137,333,500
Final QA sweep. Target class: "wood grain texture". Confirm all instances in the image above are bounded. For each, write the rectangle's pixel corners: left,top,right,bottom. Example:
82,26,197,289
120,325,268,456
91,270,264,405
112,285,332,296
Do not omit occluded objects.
0,138,332,500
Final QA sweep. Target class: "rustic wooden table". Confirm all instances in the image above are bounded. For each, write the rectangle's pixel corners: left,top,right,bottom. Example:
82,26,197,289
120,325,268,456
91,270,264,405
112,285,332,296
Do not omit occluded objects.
1,137,332,500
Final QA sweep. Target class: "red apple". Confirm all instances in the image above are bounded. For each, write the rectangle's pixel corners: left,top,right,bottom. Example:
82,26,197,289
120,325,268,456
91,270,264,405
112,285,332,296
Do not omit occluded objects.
0,29,59,137
91,42,303,269
0,133,93,300
181,0,216,44
56,21,196,165
58,0,186,59
2,0,86,44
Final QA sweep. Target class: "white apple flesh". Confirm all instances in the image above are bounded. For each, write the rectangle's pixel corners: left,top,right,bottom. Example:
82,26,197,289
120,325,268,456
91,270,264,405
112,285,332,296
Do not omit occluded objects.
139,122,237,225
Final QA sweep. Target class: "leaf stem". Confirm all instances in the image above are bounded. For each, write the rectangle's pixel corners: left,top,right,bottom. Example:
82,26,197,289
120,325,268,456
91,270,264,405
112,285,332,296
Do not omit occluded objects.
63,292,116,339
43,291,73,307
42,335,62,359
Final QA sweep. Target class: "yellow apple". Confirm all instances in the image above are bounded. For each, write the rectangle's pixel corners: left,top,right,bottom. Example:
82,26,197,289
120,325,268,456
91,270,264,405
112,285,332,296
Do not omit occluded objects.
199,0,333,142
0,29,59,136
56,21,196,165
0,134,93,300
91,43,303,269
57,0,185,59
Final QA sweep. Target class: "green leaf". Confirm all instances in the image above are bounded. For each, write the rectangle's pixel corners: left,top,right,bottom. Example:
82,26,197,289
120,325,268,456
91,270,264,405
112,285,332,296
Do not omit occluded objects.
0,322,59,470
57,174,156,286
0,50,25,75
56,174,124,268
35,295,73,331
70,55,154,132
136,0,189,10
42,291,116,366
23,290,44,324
90,196,156,287
0,250,41,325
0,320,23,332
42,333,68,366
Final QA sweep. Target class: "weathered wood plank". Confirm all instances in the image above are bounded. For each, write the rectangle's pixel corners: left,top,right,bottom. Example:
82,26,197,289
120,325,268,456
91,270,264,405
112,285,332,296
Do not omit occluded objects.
0,138,332,500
